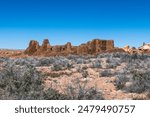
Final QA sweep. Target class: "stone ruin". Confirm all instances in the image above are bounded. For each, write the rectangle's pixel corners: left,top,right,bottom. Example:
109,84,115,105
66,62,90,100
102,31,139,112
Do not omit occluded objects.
122,44,150,54
24,40,40,55
24,39,114,56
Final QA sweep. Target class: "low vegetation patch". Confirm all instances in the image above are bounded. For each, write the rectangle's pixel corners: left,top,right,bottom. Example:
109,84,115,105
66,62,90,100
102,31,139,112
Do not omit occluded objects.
114,70,150,98
64,78,104,100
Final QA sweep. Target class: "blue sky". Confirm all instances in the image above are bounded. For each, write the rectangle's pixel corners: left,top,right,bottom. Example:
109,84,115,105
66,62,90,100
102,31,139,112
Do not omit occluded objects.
0,0,150,49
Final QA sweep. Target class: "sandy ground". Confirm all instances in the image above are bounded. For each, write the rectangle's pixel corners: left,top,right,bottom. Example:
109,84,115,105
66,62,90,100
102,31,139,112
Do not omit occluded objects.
36,64,133,100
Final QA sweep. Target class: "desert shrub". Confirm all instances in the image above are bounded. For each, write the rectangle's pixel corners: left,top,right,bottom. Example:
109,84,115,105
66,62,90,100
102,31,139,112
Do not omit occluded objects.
112,52,126,58
97,53,112,58
146,58,150,68
119,53,150,63
127,71,150,93
108,61,119,68
100,57,120,69
107,57,120,68
0,64,68,100
43,88,69,100
111,52,131,63
51,64,63,71
51,58,72,71
130,53,139,60
9,57,57,67
37,57,55,66
67,55,79,60
114,53,150,91
64,78,104,100
12,58,39,67
91,59,101,68
114,69,150,94
0,64,43,99
114,74,129,90
0,57,8,63
135,54,150,60
76,58,86,64
13,58,28,65
99,69,113,77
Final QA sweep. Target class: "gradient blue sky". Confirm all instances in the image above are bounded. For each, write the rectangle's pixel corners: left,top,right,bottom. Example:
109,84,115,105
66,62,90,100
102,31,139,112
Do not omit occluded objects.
0,0,150,49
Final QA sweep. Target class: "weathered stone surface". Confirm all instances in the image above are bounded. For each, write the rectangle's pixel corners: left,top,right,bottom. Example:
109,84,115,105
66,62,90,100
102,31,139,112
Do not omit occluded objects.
77,39,114,55
123,45,130,52
77,44,88,55
66,42,72,52
122,43,150,54
139,44,150,51
24,40,40,55
106,47,126,53
40,39,51,52
24,39,114,56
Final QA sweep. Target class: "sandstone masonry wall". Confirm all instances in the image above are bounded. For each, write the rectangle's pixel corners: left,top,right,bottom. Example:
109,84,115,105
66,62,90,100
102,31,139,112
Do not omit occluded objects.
24,39,114,56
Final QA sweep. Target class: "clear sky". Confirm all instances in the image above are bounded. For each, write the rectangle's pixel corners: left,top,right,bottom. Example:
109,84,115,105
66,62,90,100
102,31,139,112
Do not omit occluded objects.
0,0,150,49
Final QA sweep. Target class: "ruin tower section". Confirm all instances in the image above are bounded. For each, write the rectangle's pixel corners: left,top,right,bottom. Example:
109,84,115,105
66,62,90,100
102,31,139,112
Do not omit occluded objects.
24,40,40,55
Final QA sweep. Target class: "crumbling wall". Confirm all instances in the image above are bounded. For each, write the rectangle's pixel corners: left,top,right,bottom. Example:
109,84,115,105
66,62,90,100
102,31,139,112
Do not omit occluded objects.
24,39,114,56
24,40,40,55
